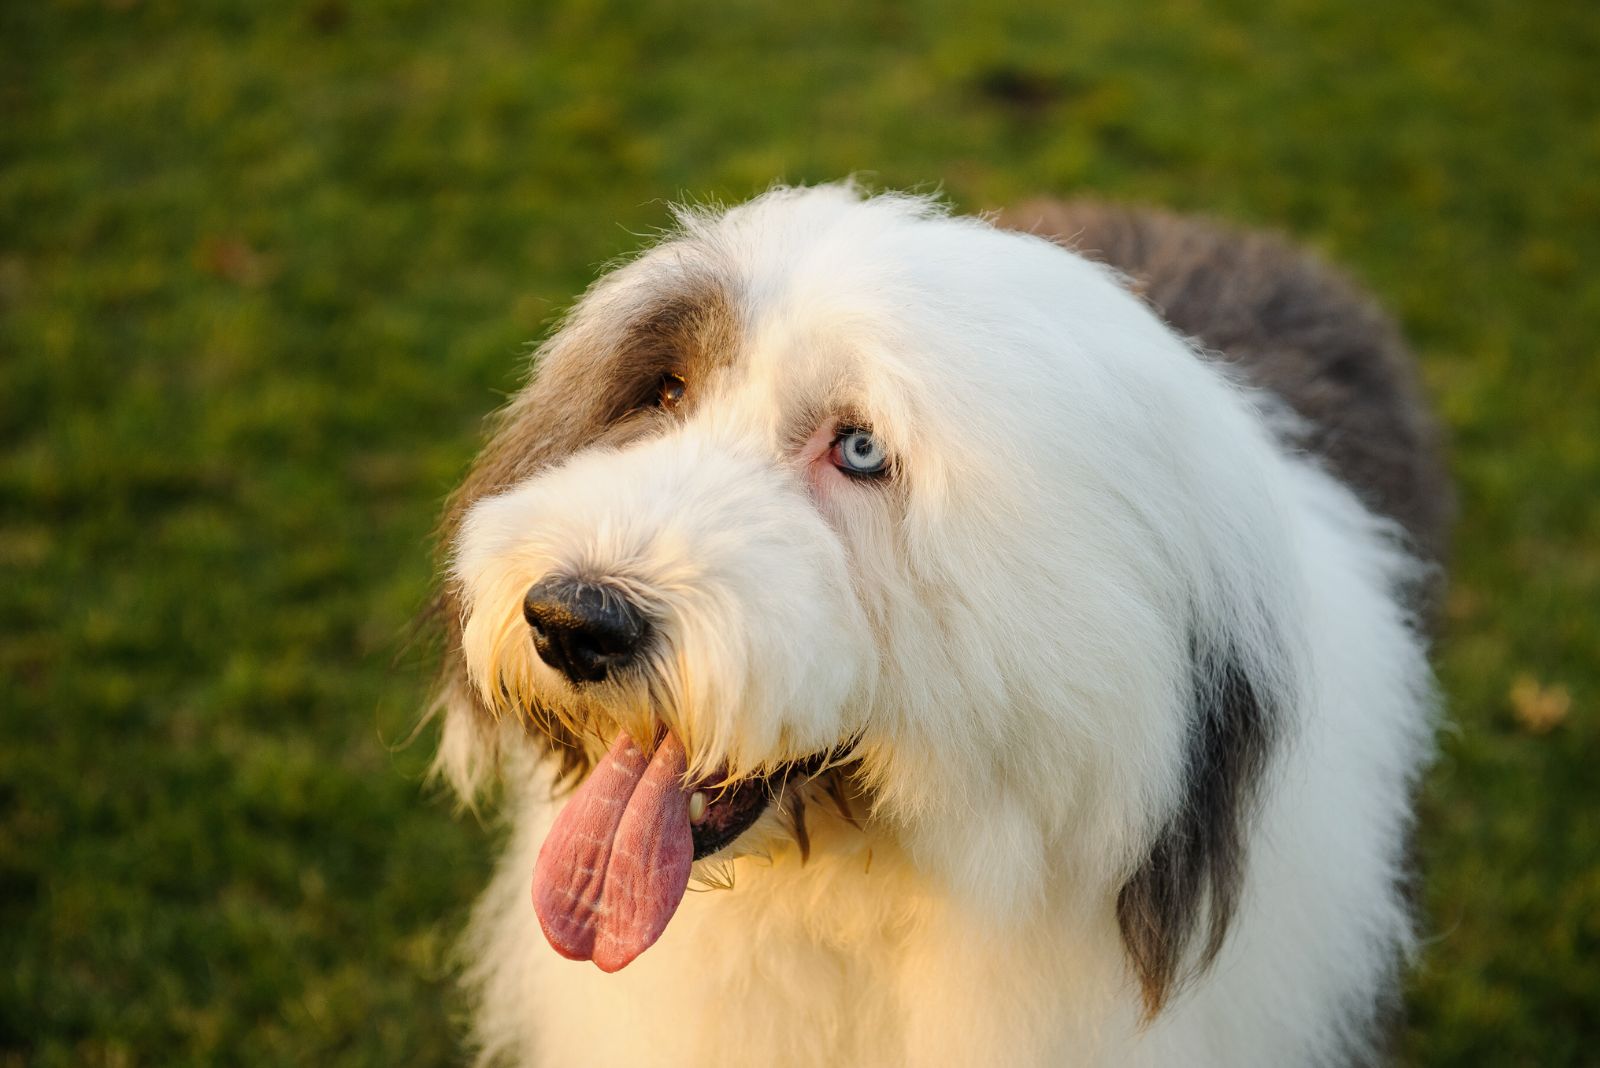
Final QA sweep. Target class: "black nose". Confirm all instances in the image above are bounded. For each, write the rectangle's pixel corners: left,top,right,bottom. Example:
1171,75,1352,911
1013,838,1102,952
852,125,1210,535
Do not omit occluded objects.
522,577,650,685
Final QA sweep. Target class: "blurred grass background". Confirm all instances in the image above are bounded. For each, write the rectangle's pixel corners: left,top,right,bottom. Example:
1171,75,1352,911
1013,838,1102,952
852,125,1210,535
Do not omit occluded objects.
2,0,1596,1064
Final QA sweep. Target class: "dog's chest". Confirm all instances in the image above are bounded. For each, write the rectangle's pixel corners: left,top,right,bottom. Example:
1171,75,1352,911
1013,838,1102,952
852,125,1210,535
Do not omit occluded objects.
522,844,923,1065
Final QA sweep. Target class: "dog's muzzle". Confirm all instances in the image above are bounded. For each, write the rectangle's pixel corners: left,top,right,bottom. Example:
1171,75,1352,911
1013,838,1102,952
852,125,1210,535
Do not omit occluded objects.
522,576,650,685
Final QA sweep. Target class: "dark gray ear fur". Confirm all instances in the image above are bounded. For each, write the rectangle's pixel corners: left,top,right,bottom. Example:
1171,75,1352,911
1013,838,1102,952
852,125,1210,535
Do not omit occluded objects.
1116,632,1282,1017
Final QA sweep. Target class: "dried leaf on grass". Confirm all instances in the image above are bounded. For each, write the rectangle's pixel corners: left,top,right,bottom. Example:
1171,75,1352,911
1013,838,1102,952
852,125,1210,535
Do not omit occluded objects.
1509,675,1572,734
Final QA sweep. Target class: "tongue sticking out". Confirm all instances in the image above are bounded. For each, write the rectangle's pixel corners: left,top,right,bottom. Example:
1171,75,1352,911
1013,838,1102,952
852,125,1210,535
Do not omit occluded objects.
532,730,693,972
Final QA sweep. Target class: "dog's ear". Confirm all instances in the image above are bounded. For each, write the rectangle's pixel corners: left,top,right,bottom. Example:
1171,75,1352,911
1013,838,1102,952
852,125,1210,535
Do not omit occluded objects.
1116,633,1280,1018
417,583,505,807
428,662,501,806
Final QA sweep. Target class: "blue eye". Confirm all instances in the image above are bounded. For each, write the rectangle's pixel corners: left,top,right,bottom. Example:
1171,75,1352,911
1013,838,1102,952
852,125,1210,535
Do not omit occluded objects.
832,428,889,477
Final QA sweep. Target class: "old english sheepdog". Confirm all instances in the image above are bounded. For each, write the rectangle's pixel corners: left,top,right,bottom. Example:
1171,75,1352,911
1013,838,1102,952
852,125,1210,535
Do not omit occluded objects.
426,184,1450,1066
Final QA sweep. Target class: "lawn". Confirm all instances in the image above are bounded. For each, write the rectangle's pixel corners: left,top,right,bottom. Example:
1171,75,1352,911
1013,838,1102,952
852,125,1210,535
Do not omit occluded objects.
2,1,1596,1064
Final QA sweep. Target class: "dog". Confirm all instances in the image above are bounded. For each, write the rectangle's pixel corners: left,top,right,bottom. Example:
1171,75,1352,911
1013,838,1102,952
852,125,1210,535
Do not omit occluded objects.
426,183,1449,1066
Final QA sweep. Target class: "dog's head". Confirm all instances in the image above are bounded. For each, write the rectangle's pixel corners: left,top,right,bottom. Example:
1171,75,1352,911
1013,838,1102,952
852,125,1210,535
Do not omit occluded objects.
430,184,1304,1009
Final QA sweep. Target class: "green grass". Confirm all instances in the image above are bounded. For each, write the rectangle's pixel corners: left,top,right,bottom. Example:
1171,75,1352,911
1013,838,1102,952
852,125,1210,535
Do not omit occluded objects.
3,1,1596,1064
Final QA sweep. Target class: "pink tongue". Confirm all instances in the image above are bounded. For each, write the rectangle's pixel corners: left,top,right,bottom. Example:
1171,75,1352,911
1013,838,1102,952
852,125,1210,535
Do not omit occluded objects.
532,730,693,972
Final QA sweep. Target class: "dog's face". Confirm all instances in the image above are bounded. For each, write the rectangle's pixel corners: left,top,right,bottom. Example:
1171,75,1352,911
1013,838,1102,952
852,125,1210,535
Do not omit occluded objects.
437,186,1297,1002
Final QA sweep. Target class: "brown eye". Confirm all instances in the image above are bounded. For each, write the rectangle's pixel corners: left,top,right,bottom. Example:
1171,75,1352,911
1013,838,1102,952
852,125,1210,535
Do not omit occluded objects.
657,374,687,409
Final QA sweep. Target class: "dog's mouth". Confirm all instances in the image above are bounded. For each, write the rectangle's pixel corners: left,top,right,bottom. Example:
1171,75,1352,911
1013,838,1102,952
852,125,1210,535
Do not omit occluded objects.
686,748,834,860
531,729,840,972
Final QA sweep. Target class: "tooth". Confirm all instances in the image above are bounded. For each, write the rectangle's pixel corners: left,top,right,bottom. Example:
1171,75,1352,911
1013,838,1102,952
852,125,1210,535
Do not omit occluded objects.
688,791,707,823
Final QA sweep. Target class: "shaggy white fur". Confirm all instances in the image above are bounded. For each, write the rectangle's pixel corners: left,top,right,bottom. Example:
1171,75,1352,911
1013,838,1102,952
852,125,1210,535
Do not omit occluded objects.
437,184,1436,1066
